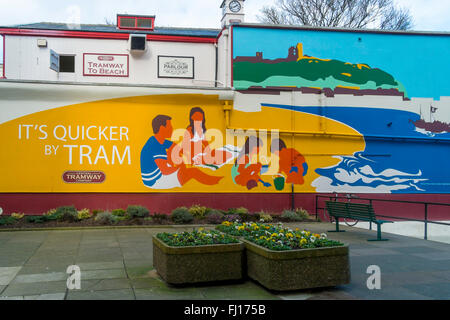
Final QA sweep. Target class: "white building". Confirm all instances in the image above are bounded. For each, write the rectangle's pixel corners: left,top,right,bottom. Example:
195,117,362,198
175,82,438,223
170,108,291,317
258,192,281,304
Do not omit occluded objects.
0,0,245,88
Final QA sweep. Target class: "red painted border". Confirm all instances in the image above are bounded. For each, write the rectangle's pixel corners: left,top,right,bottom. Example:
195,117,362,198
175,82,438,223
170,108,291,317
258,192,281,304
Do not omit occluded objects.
0,28,217,44
0,193,449,221
83,53,130,77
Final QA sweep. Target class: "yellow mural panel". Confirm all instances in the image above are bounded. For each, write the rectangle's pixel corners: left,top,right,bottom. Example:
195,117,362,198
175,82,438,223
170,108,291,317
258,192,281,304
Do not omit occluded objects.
0,94,365,193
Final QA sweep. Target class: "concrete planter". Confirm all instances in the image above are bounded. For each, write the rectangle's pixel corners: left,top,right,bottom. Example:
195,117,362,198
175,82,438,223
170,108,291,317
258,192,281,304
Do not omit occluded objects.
152,235,245,285
243,240,350,291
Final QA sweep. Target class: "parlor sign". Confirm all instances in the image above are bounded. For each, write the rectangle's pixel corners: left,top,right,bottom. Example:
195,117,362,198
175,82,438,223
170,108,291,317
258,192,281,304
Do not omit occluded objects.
158,56,194,79
83,53,129,77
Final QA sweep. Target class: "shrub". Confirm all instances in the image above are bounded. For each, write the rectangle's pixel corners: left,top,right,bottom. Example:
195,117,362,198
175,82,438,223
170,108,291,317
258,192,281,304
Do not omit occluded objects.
205,213,224,225
94,211,117,225
25,216,46,224
295,208,310,220
112,209,126,217
188,205,210,219
144,217,153,222
258,211,273,223
235,207,251,221
281,210,302,222
43,209,57,216
77,209,91,220
55,206,78,222
223,214,241,222
0,217,17,225
206,209,223,216
171,207,194,224
126,205,150,219
92,209,103,216
250,212,261,221
152,213,169,224
227,207,250,221
11,213,25,220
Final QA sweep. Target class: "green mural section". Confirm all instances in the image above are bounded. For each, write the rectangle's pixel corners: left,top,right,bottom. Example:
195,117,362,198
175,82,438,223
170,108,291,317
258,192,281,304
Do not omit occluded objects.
233,44,406,96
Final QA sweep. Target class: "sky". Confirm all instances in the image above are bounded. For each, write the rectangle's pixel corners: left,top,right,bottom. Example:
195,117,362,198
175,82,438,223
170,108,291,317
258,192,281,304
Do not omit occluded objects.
1,0,450,63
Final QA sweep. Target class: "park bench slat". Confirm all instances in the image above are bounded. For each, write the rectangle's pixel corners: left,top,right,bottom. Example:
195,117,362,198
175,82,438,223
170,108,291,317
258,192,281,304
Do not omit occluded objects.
325,201,393,241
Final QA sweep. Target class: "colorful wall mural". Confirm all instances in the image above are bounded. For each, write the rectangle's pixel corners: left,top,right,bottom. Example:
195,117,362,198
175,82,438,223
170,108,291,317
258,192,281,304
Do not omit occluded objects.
0,27,449,196
0,92,367,193
232,26,450,194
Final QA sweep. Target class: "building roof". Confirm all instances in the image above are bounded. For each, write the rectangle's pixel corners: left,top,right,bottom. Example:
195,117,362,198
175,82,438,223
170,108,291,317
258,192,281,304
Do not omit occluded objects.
3,22,220,38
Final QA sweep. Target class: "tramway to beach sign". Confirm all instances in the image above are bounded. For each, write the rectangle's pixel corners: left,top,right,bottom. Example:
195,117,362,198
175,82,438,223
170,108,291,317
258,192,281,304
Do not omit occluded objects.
83,53,129,77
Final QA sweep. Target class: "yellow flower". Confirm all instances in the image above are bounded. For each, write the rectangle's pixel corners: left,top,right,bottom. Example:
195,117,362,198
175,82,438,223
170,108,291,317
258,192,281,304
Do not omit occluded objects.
314,234,321,238
286,233,294,238
300,238,307,245
271,233,278,238
199,228,204,232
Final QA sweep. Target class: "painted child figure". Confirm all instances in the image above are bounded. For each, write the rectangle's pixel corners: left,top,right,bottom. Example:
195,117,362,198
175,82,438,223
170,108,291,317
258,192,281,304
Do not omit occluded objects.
271,138,308,185
231,136,272,190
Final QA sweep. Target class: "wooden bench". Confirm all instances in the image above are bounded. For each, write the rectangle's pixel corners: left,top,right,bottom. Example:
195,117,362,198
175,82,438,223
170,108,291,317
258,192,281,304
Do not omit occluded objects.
326,201,394,241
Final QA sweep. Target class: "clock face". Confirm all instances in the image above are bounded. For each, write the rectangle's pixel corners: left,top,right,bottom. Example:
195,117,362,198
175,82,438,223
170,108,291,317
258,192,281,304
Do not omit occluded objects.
229,0,242,13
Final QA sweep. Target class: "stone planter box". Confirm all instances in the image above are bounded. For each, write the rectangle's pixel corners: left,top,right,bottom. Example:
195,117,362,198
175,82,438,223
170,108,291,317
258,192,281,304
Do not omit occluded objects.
152,235,245,285
243,240,350,291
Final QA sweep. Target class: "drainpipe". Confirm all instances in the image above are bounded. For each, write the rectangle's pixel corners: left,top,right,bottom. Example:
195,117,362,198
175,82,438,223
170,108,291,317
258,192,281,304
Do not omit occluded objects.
214,42,218,88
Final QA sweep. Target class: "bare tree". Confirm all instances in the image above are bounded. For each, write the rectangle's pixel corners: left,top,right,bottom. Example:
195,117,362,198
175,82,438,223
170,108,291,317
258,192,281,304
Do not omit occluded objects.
258,0,413,30
104,17,116,26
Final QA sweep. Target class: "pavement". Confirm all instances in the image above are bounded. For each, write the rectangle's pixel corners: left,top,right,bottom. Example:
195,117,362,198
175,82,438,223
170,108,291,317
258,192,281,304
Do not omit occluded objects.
0,222,449,300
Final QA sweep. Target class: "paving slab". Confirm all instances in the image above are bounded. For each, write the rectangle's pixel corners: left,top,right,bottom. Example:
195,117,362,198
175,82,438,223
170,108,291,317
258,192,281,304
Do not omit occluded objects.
403,282,450,300
19,264,72,275
12,272,67,284
80,269,127,281
23,293,66,300
134,287,205,300
77,278,132,292
77,261,124,271
131,277,168,290
66,289,135,300
126,266,154,279
1,280,68,297
0,267,22,285
0,224,448,300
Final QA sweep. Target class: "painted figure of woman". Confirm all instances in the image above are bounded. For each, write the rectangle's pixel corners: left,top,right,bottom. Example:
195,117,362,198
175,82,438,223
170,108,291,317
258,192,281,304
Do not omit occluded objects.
181,107,232,166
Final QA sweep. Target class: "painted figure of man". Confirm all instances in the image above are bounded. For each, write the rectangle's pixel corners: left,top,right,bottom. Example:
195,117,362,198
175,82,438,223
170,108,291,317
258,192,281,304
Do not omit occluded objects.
140,115,223,189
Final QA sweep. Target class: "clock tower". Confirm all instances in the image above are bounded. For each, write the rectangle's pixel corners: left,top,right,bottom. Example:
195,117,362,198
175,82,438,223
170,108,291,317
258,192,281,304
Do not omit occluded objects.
220,0,245,28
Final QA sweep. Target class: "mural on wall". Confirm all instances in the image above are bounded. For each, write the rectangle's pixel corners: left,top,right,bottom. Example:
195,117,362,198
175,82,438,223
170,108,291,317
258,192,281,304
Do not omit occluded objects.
0,27,449,195
0,93,367,193
232,26,450,194
233,42,407,96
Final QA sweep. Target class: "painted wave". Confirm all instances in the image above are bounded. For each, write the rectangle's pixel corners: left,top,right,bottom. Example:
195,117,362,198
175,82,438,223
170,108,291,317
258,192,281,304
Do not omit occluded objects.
312,152,428,193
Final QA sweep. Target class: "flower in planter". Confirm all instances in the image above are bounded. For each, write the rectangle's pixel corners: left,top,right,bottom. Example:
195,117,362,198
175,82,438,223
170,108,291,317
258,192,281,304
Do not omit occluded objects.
157,230,239,247
217,221,344,251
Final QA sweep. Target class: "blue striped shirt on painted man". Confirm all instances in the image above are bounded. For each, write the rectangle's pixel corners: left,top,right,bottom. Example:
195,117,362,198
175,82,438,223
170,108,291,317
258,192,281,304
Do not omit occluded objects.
140,136,173,187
